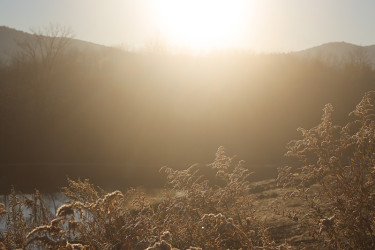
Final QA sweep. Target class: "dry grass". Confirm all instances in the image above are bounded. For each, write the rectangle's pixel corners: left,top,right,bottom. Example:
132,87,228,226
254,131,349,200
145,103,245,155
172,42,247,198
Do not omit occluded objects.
0,147,290,249
278,91,375,249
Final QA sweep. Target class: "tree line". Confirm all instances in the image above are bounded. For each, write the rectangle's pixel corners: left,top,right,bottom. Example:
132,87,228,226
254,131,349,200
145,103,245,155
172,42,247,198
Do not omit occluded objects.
0,26,374,192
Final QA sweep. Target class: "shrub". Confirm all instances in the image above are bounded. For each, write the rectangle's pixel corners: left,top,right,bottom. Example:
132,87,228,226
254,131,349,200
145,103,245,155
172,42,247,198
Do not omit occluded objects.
278,91,375,249
0,188,53,249
0,147,289,249
157,146,277,249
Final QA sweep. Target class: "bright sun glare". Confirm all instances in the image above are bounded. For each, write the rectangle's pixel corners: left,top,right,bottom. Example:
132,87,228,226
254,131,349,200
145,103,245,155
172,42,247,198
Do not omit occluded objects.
155,0,249,51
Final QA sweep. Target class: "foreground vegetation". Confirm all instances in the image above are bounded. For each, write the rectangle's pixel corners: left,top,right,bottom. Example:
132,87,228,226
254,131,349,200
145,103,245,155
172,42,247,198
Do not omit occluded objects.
1,92,375,249
278,91,375,249
0,147,289,249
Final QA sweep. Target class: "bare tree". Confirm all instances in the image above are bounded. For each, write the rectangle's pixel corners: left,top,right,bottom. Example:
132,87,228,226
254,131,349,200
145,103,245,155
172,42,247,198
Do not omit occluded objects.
12,24,75,116
16,23,74,79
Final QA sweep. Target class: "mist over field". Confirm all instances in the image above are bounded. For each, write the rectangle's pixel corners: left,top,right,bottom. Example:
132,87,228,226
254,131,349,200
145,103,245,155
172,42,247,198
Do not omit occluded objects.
0,26,374,193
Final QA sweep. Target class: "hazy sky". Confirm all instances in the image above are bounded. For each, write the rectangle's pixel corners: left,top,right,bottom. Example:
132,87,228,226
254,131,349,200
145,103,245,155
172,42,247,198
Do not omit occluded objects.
1,0,375,52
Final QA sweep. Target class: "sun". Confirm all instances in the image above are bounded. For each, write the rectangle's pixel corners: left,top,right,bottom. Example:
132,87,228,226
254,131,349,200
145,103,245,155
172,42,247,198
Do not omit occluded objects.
155,0,248,51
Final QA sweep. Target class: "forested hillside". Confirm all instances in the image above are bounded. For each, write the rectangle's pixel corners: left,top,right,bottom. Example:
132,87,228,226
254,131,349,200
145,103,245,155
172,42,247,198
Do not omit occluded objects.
0,27,374,192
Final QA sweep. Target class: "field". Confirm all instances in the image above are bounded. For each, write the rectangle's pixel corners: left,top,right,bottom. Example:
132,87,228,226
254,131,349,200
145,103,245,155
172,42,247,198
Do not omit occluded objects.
1,23,375,249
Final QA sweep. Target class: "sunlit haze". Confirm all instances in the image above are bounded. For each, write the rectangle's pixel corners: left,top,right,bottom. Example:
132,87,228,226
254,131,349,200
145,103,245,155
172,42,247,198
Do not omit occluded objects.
1,0,375,52
2,1,375,247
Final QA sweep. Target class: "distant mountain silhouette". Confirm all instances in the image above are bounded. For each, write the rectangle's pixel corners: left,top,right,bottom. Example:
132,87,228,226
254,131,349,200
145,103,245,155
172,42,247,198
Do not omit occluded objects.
0,26,106,64
295,42,375,68
2,26,375,68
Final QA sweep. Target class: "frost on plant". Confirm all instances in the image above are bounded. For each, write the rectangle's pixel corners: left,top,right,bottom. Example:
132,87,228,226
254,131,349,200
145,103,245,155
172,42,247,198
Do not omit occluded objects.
278,91,375,249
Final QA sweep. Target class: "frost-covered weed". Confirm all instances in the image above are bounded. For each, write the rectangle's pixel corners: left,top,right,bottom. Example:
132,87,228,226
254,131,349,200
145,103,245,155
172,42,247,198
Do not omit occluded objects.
278,91,375,249
0,148,289,249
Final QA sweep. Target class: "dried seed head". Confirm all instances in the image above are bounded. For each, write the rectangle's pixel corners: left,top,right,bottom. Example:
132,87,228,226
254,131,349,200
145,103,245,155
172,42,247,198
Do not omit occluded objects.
56,203,75,217
0,203,7,216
